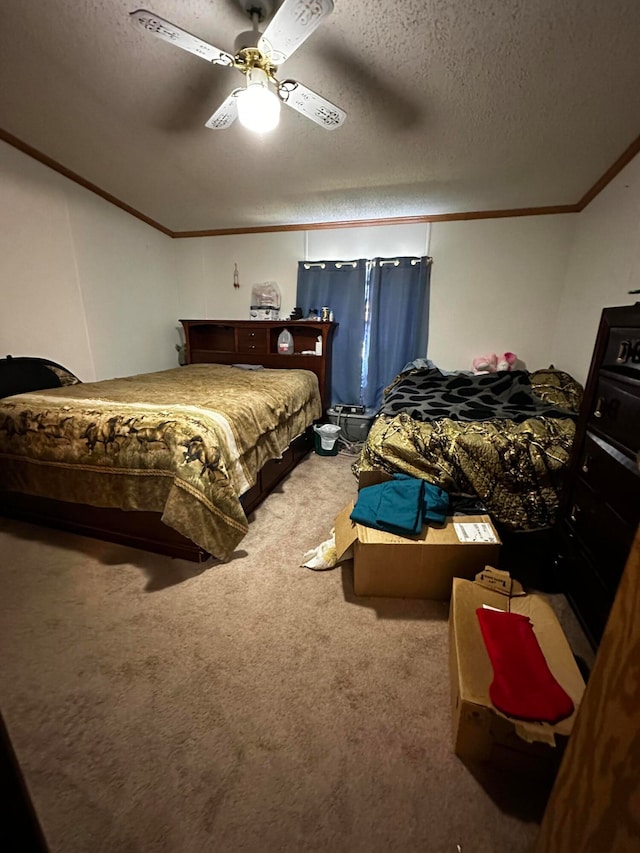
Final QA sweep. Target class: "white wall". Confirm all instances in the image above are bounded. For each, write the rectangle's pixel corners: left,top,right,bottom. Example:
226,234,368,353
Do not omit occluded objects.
175,231,305,322
174,218,574,373
428,215,576,371
551,154,640,384
1,143,94,379
0,141,177,381
306,223,431,261
175,224,431,324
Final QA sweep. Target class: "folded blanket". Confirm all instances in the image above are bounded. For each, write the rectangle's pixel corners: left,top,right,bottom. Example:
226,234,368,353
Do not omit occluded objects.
381,369,577,423
350,473,449,536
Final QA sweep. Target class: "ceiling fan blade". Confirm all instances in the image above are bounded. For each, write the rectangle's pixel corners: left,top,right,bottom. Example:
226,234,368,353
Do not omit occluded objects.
278,79,345,130
258,0,334,65
205,90,242,129
130,9,234,66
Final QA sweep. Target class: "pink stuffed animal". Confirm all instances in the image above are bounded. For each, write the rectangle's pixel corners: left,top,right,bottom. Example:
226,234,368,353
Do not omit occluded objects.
473,352,518,373
496,352,517,371
472,354,498,374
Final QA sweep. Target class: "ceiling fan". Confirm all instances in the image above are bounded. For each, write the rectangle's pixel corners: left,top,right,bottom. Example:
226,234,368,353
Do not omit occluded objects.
130,0,346,133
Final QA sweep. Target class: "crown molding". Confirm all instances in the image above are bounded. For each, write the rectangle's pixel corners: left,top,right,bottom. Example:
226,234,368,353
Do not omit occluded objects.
575,132,640,211
174,204,579,237
0,128,173,237
1,126,638,238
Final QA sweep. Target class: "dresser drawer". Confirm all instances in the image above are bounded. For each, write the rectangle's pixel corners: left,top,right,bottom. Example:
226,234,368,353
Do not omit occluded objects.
579,433,640,529
558,527,614,647
567,478,636,593
603,327,640,376
589,373,640,453
259,447,294,492
237,328,268,353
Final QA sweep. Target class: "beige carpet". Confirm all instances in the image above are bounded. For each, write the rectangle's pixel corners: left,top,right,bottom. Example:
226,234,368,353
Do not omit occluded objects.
0,452,588,852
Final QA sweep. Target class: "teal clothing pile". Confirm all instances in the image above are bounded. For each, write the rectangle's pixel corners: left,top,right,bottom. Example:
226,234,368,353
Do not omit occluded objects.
350,474,449,536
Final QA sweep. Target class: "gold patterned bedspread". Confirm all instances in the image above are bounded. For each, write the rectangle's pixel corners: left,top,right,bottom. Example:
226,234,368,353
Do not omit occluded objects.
0,364,321,559
356,369,582,531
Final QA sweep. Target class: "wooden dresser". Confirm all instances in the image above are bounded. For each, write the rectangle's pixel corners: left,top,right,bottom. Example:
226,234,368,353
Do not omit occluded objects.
556,304,640,647
180,319,337,412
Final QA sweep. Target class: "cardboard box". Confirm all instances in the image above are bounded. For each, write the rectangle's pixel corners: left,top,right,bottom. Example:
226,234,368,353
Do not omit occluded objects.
334,473,501,599
449,567,585,774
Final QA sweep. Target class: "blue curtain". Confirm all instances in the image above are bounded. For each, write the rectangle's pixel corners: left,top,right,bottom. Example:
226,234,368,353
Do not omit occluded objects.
296,260,367,405
362,257,431,410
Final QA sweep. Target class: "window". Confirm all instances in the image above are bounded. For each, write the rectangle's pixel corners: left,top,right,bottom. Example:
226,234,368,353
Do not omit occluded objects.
296,256,431,409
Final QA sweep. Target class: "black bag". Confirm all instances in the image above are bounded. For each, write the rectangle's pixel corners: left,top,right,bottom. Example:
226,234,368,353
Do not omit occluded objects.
0,355,81,399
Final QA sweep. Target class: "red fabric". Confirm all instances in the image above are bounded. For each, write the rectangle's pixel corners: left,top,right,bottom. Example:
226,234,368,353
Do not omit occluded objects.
476,608,574,724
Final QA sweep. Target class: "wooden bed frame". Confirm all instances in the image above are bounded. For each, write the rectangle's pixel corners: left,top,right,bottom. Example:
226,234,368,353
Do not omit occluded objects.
0,321,335,561
0,430,312,562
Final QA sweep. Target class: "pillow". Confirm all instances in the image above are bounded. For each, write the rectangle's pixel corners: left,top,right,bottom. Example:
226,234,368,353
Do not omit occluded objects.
0,355,81,399
529,368,583,414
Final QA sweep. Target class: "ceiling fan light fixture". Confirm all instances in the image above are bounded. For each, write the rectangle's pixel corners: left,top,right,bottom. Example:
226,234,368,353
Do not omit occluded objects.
237,68,280,133
133,2,345,133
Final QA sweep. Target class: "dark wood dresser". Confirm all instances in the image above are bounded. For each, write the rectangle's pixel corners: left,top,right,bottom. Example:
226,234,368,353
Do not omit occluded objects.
180,319,336,412
557,304,640,647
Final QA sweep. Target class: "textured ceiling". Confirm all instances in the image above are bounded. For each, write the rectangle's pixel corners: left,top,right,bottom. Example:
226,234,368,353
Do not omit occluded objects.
1,0,639,232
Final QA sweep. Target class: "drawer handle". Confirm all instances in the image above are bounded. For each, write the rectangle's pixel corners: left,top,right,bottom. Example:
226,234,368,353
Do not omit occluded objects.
581,455,592,474
616,341,629,363
570,505,580,524
593,397,604,418
249,345,256,350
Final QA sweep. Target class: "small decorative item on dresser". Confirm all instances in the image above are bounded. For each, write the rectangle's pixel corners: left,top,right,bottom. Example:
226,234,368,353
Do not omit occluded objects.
250,281,281,320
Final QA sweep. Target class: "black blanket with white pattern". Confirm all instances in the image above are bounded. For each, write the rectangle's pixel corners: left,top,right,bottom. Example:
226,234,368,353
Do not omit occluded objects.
380,369,576,422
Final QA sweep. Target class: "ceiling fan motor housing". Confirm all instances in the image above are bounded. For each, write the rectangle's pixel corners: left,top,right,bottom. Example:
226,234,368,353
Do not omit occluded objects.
239,0,273,23
235,0,275,52
235,29,261,51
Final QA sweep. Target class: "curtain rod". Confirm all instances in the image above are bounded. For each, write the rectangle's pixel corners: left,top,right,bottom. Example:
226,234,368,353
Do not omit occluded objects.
304,256,433,269
303,260,358,269
378,256,433,266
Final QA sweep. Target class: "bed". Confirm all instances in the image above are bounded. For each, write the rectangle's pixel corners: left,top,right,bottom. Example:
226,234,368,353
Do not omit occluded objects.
356,365,583,531
0,361,321,561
